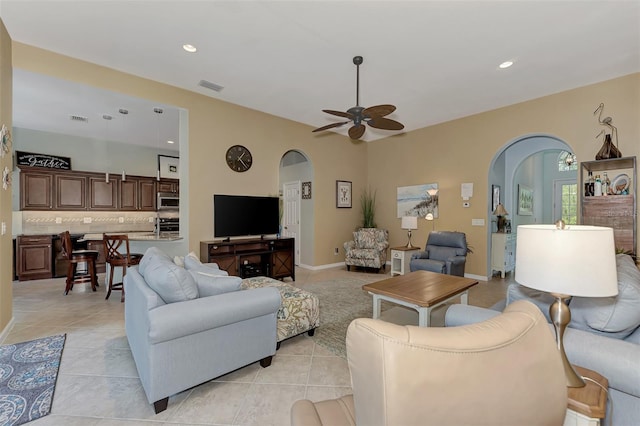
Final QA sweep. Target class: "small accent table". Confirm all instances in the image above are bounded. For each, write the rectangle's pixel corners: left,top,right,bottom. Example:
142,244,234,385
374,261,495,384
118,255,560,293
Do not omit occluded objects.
564,366,608,426
362,270,478,327
390,246,421,276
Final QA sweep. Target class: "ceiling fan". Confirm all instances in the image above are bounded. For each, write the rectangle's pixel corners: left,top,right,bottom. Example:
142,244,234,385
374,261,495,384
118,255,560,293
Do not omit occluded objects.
312,56,404,140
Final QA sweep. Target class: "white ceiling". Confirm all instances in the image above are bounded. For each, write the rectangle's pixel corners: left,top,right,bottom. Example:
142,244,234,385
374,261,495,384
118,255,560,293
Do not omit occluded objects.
1,1,639,145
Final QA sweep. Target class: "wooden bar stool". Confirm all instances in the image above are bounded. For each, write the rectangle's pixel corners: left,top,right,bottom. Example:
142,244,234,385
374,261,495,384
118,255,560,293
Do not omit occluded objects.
103,234,143,302
60,231,99,295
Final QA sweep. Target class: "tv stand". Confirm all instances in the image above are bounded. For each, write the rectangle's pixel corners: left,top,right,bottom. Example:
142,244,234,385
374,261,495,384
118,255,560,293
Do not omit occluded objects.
200,237,294,281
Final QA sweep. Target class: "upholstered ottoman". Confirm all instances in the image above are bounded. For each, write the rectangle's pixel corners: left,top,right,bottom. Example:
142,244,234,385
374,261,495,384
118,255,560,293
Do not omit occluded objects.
242,277,320,344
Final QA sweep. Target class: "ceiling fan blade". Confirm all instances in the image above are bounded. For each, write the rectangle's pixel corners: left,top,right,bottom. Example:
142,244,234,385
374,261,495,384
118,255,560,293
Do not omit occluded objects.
363,104,396,118
323,109,354,119
348,125,366,140
367,117,405,131
312,121,350,133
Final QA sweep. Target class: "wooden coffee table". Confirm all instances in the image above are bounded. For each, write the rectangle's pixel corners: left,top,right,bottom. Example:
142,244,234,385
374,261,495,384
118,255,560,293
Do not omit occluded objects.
362,270,478,327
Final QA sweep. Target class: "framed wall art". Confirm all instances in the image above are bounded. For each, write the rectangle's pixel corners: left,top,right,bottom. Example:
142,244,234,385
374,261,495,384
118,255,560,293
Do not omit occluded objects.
518,184,533,215
158,155,180,179
397,183,438,218
492,184,501,212
336,180,352,208
302,181,312,199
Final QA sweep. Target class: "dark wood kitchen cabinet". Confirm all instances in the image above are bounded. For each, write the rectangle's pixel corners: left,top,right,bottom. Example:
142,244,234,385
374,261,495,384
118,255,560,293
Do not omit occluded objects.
55,173,87,210
120,178,156,211
88,176,118,210
20,170,54,210
16,235,53,281
158,178,179,194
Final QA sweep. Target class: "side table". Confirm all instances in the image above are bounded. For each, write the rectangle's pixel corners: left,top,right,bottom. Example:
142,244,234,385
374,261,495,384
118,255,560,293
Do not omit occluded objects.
390,246,421,276
564,366,608,426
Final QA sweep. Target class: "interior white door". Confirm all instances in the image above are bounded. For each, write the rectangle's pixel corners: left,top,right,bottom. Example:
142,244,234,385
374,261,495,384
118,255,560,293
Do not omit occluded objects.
282,181,301,265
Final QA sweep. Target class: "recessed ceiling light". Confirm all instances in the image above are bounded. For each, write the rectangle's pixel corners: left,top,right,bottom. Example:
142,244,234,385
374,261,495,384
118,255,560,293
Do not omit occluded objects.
167,140,175,144
183,44,197,53
499,60,514,69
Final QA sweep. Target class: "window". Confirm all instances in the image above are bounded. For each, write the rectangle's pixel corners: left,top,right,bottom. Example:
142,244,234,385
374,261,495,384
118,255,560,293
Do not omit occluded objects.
558,151,577,172
561,183,578,224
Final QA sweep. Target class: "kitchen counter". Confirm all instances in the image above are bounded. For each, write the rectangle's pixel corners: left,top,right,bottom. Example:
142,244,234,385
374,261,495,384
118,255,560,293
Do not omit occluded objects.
80,232,183,242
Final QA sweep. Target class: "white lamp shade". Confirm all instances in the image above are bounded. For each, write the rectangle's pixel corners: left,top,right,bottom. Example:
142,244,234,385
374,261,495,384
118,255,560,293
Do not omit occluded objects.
401,216,418,230
515,225,618,297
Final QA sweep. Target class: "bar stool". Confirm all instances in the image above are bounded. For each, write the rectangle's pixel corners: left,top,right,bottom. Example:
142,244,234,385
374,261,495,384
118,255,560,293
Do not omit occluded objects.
103,234,143,302
60,231,99,295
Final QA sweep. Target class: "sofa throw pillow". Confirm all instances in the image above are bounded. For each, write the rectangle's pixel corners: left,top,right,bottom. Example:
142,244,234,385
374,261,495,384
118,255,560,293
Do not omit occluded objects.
138,247,172,276
188,271,242,297
184,254,228,276
143,256,199,303
570,254,640,339
173,255,185,268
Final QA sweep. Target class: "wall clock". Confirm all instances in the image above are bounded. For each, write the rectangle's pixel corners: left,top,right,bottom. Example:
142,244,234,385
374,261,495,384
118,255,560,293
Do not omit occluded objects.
226,145,252,172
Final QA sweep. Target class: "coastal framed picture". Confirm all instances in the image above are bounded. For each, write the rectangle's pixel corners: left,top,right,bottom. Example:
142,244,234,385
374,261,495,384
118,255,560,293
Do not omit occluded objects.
518,184,533,215
397,183,438,218
336,180,352,208
158,155,179,179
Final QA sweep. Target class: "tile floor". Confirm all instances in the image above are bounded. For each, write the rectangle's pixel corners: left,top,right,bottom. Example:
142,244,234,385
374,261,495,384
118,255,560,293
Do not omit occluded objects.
7,267,510,425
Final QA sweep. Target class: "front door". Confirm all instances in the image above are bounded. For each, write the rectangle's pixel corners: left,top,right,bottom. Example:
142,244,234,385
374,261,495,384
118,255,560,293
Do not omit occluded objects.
282,181,301,265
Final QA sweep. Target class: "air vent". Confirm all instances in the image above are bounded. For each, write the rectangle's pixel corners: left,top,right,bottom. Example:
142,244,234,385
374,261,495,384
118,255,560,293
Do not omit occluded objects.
70,115,89,123
198,80,224,92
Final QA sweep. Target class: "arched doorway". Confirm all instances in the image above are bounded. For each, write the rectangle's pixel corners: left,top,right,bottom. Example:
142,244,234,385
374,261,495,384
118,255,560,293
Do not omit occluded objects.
279,150,314,267
487,134,577,277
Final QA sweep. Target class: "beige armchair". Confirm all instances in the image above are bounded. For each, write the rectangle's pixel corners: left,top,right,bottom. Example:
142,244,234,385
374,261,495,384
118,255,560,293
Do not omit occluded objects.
291,300,567,426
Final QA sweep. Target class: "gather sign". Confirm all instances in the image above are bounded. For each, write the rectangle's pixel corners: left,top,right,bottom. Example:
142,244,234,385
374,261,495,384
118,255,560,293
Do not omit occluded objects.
16,151,72,170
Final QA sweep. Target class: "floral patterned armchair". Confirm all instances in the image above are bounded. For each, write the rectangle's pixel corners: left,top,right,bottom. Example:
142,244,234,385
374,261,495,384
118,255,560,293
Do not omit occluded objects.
344,228,389,273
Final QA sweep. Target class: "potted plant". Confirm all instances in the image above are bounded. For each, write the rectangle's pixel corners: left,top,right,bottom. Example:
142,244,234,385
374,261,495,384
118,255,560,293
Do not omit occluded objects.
361,187,377,228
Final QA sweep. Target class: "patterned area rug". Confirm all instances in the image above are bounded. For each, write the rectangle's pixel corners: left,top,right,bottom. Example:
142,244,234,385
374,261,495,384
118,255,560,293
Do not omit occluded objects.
0,334,66,425
299,275,386,358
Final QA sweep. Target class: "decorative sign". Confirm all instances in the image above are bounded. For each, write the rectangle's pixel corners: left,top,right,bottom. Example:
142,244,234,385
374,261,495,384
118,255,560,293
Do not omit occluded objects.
16,151,71,170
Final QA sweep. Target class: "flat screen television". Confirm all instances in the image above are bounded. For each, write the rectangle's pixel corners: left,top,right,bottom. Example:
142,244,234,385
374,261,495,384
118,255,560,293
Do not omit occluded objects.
214,194,280,239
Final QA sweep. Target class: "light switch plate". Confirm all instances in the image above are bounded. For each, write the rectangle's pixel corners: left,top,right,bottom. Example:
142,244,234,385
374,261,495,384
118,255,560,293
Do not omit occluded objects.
118,217,124,223
472,218,485,226
83,217,92,224
55,217,62,224
1,222,6,235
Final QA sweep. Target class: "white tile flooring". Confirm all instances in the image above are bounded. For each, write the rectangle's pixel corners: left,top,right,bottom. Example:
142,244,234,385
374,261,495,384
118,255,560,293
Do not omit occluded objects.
7,267,509,425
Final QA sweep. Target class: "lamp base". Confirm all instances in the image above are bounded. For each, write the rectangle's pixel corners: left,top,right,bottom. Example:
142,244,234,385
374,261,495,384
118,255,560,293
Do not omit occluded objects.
405,229,415,249
549,293,586,388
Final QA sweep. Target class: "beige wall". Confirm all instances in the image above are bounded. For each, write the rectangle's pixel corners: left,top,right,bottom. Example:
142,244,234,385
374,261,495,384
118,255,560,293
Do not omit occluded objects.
0,21,12,334
368,73,640,275
11,42,369,268
7,41,640,281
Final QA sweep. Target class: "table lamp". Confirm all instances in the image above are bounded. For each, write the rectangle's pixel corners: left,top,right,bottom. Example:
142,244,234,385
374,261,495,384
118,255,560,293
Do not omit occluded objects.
515,222,618,387
492,203,509,232
401,216,418,248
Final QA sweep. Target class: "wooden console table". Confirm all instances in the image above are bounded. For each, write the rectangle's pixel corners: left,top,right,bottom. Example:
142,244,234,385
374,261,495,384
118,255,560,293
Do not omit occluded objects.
200,237,294,281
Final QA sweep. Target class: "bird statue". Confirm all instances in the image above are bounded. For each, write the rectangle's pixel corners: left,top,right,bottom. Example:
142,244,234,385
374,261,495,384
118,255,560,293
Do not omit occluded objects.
593,103,621,159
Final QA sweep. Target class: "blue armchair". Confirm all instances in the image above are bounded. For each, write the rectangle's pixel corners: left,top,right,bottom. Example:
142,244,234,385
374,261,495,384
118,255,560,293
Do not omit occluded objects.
410,231,468,276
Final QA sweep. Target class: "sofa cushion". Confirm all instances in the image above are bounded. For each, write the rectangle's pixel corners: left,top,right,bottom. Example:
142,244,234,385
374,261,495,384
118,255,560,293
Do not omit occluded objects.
506,284,555,322
570,254,640,339
138,246,173,276
183,252,228,276
189,271,242,297
142,255,199,304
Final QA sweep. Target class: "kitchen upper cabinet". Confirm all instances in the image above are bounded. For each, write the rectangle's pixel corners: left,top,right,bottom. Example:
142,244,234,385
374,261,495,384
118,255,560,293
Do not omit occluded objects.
19,167,162,212
20,170,53,210
120,178,156,211
55,173,87,210
158,178,179,194
89,176,118,210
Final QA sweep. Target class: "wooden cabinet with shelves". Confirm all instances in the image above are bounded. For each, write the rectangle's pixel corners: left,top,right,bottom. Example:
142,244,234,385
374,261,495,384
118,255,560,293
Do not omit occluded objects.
200,237,295,281
16,235,53,281
580,157,636,256
491,232,516,278
88,176,119,210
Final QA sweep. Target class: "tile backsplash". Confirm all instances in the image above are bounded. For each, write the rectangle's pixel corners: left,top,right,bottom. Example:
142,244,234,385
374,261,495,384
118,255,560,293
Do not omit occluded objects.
14,211,156,236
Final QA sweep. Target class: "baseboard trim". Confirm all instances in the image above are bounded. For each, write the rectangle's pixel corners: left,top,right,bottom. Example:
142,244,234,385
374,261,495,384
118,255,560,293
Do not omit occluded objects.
465,273,488,281
0,317,15,344
298,262,345,271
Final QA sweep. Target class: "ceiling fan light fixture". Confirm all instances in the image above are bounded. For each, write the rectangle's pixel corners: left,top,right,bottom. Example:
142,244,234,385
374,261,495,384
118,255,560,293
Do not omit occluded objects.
312,55,404,140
